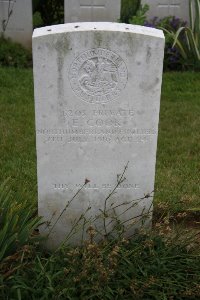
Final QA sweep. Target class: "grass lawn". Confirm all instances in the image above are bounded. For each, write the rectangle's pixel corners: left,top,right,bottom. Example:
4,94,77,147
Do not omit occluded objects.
155,72,200,216
0,67,199,216
0,67,200,299
0,68,37,204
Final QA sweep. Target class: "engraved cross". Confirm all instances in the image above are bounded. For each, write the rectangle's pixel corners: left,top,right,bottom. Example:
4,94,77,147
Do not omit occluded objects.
157,1,181,14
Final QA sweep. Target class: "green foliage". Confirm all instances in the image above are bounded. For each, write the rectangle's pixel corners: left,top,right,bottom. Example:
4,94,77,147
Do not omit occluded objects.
144,16,188,70
0,68,36,206
0,180,41,261
33,11,44,28
0,36,32,68
155,72,200,215
33,0,64,26
121,0,141,23
0,227,200,299
129,4,149,25
164,0,200,70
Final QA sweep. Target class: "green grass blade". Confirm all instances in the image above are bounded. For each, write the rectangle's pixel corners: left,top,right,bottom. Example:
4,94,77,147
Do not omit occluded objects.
194,0,200,34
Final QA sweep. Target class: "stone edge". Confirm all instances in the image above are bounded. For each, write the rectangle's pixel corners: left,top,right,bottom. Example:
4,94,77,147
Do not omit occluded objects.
33,22,164,40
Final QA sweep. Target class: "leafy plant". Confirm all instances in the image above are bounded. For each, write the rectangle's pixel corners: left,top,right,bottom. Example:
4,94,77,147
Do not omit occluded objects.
145,16,187,70
0,36,32,68
144,15,187,31
164,0,200,70
1,223,200,299
0,180,42,261
129,4,149,25
120,0,141,23
33,0,64,26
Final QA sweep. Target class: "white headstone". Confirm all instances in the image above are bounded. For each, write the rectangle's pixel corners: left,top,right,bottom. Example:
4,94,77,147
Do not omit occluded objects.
0,0,33,48
142,0,189,23
65,0,121,23
33,23,164,249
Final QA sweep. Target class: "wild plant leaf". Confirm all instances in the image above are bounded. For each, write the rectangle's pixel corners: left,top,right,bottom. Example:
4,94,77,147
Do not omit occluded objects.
186,207,200,212
0,180,42,261
185,28,200,59
166,0,200,68
0,243,9,261
0,233,18,257
0,222,10,248
194,0,200,34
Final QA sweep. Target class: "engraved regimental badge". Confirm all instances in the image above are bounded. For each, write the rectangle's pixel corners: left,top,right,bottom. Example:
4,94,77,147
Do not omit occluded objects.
69,48,128,104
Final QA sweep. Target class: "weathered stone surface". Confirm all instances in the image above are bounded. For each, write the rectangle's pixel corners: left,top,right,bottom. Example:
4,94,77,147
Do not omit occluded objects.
65,0,121,22
142,0,189,23
33,23,164,249
0,0,33,48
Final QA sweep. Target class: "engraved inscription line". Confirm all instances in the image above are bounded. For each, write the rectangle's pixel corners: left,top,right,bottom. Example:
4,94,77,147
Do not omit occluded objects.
37,126,157,144
53,182,140,190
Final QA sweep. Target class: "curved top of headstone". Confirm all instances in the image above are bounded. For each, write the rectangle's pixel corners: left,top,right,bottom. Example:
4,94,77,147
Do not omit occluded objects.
33,22,164,39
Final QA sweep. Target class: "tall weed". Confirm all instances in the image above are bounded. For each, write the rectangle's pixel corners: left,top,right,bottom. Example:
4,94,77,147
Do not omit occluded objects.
0,180,41,261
